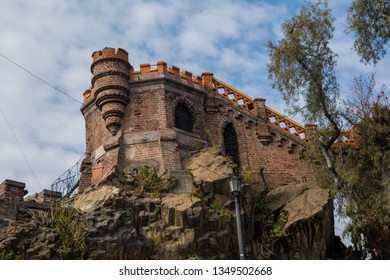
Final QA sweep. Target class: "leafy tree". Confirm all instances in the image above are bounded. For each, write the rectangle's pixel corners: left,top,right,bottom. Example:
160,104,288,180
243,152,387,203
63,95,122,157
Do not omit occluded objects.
346,0,390,65
267,0,390,253
267,0,343,189
341,74,390,245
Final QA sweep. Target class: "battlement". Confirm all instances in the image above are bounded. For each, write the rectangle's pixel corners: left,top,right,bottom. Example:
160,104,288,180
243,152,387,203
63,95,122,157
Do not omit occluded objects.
131,61,208,86
82,49,352,145
92,47,129,63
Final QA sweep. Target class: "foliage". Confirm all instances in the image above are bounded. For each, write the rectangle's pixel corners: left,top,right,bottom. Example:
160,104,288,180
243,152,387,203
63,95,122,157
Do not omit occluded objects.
154,204,162,217
53,203,87,259
267,0,339,125
252,185,270,217
189,186,203,199
146,231,162,250
135,166,176,198
306,74,390,243
269,212,288,239
209,200,225,218
195,141,205,152
346,0,390,65
187,252,200,260
240,170,254,184
268,0,343,192
251,185,288,242
0,249,21,260
343,73,387,124
305,129,338,195
267,0,390,247
339,75,390,242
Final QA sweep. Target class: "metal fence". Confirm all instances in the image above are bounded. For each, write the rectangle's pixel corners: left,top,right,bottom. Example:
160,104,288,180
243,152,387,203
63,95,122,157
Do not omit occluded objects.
50,153,86,198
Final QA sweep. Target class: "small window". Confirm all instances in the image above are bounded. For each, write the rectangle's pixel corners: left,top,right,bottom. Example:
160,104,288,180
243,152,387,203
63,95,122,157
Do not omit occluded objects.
175,104,193,132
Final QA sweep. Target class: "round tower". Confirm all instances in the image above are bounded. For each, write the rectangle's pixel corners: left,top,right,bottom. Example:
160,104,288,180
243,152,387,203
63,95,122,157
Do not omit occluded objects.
91,47,131,135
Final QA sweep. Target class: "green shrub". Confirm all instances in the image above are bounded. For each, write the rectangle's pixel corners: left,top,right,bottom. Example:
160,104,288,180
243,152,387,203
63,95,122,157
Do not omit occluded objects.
210,200,225,218
195,141,205,152
53,204,87,259
0,250,21,260
240,170,254,184
187,252,200,260
189,186,203,199
269,211,288,239
135,166,175,198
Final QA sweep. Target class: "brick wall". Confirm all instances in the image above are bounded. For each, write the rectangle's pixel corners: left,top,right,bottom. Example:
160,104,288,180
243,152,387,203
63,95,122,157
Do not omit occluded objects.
0,180,62,221
80,48,315,191
0,180,26,219
202,95,313,188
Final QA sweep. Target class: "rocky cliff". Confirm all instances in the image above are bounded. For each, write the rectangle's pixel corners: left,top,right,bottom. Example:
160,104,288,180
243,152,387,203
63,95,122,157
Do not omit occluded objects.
0,149,334,260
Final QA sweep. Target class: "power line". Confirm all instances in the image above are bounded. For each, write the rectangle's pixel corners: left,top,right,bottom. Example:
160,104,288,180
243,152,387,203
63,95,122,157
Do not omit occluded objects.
0,104,42,189
0,52,82,104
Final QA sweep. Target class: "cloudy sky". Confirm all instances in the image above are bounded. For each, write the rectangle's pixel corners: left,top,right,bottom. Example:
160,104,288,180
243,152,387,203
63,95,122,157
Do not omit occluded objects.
0,0,388,200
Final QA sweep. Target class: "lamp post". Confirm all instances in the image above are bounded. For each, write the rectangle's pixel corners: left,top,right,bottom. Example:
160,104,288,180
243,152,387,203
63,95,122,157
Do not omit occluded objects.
229,175,245,260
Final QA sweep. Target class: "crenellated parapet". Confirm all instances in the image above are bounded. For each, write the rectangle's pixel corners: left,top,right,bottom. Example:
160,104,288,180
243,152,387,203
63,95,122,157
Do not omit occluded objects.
130,61,210,87
82,47,352,146
91,47,129,64
90,47,131,135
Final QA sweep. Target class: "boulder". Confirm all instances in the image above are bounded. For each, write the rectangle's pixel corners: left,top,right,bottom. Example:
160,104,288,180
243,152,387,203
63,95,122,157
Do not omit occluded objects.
260,182,334,259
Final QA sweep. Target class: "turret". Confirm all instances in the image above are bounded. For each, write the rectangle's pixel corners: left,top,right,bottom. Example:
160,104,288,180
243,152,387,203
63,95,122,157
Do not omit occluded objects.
90,47,131,135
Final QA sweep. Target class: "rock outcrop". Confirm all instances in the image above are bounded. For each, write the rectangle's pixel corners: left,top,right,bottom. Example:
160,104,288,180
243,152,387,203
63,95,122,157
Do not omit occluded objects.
254,183,334,259
0,149,334,260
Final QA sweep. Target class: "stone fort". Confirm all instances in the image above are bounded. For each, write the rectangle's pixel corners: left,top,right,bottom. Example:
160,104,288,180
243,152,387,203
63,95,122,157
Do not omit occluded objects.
79,47,318,192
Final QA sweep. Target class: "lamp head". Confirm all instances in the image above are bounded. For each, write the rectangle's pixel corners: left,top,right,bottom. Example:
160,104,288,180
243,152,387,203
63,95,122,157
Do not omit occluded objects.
229,175,241,193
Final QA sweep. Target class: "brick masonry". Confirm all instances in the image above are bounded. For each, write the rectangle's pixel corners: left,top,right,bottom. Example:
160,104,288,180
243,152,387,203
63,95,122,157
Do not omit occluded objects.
0,179,61,221
79,47,314,192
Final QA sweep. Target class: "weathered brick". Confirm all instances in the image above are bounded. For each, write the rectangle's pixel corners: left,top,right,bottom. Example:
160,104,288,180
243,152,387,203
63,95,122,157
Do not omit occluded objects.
79,48,314,192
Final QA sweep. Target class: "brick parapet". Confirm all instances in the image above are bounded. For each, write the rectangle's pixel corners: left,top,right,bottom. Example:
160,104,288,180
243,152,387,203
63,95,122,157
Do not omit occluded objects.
0,179,27,220
0,179,66,220
92,47,129,64
0,179,26,203
36,189,62,206
131,62,211,87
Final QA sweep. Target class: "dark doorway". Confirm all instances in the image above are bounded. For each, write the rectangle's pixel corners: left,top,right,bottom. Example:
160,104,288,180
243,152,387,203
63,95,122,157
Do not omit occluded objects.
223,123,239,166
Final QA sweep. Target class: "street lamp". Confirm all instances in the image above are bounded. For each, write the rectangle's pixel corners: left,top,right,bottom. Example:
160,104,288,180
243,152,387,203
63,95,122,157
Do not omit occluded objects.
229,175,245,260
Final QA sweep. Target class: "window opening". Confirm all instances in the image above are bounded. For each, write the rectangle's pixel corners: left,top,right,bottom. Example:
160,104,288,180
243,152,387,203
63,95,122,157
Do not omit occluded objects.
175,104,193,132
223,123,239,166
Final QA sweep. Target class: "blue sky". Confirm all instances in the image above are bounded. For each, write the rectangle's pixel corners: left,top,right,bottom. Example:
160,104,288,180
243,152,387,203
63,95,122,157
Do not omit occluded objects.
0,0,388,221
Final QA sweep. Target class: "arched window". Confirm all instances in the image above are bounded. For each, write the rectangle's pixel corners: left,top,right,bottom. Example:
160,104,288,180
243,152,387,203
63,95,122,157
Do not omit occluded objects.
175,104,193,132
223,123,239,166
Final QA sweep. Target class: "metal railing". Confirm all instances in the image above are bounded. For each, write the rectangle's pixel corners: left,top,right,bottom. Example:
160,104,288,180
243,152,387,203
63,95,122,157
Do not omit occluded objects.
50,153,86,198
212,77,308,142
